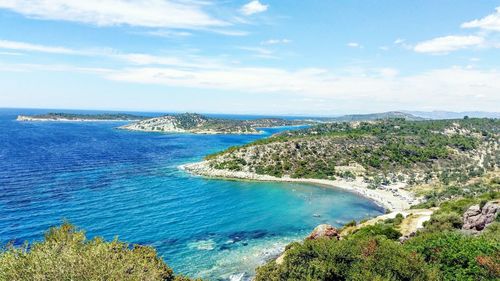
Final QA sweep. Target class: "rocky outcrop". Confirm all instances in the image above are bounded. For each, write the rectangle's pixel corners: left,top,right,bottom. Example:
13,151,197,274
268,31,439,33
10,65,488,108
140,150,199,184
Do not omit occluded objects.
462,200,499,232
307,224,340,240
276,224,339,265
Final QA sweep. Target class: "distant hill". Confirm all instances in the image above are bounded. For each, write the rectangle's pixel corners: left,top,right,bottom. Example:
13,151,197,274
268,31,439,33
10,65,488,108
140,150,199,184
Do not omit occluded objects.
405,111,500,120
324,111,424,122
120,113,309,134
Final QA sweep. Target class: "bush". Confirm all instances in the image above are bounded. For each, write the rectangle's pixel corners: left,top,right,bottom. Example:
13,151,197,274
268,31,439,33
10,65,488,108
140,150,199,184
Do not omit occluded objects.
0,223,198,281
255,236,438,281
350,223,402,240
405,231,500,280
422,212,463,232
344,220,357,227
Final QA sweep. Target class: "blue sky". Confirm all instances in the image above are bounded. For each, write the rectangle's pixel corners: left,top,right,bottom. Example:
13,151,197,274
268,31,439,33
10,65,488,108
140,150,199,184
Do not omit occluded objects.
0,0,499,115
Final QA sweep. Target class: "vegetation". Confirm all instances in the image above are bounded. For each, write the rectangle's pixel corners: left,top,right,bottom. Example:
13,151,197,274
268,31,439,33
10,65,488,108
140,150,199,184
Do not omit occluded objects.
0,223,199,281
205,118,499,198
121,113,310,134
256,192,500,281
405,231,499,280
256,235,438,281
323,111,424,122
19,112,147,121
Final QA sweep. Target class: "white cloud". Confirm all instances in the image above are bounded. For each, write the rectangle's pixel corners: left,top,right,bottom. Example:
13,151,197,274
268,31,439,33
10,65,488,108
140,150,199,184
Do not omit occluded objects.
104,64,499,110
238,46,276,58
414,35,484,54
0,39,80,54
240,0,268,16
1,39,499,112
261,39,291,45
207,29,249,36
144,30,192,38
2,59,499,111
0,38,228,69
0,51,23,56
347,42,361,48
394,38,405,44
0,0,227,29
462,7,500,31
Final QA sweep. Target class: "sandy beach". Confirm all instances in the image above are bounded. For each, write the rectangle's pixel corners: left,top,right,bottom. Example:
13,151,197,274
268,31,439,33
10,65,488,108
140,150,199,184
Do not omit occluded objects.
181,161,420,212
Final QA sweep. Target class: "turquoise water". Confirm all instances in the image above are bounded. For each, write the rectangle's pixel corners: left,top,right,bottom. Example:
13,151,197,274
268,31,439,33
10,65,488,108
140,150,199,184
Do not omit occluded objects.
0,109,383,280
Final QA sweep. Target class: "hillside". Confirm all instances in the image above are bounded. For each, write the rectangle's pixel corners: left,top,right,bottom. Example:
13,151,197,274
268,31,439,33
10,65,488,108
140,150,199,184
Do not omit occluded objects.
324,111,424,122
188,118,499,205
120,113,308,134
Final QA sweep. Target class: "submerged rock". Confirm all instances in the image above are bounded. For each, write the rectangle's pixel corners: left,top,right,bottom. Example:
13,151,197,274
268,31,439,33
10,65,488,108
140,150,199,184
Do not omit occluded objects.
462,200,499,232
307,224,340,240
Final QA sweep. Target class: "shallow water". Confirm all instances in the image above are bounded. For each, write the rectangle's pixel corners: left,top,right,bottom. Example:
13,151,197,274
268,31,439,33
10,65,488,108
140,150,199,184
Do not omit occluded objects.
0,108,383,280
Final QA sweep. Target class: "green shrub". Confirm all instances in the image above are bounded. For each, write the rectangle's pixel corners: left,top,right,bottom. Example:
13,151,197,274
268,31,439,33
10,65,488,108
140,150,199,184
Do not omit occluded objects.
344,220,357,227
385,213,405,226
480,222,500,243
0,223,198,281
255,236,438,281
394,213,404,226
405,231,500,280
350,223,402,240
422,212,463,232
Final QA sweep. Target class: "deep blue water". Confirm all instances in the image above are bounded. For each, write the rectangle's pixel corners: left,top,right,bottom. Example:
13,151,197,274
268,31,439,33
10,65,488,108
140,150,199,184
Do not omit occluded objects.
0,108,383,280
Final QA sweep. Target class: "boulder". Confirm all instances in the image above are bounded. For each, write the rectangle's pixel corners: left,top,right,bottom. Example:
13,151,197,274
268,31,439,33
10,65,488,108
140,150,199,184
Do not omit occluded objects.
307,224,340,240
462,200,499,232
276,224,339,265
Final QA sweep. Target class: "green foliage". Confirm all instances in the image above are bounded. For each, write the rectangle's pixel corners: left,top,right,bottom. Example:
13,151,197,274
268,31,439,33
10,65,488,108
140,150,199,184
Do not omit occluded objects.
422,212,464,232
350,223,402,240
205,118,499,194
405,231,500,280
421,196,483,232
344,220,357,227
385,213,404,226
0,223,199,281
480,222,500,243
255,236,438,281
27,112,147,121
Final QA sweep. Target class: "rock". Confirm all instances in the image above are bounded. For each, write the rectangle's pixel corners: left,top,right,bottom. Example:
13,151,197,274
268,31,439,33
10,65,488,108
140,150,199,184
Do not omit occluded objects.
462,200,499,232
307,224,340,240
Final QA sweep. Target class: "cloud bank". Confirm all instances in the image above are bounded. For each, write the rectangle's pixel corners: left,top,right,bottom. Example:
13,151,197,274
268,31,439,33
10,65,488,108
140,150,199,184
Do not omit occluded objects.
0,0,227,29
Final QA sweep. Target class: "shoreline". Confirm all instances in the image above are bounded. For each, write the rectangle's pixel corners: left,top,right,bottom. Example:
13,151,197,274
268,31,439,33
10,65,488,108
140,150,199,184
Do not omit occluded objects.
181,161,420,212
119,126,265,135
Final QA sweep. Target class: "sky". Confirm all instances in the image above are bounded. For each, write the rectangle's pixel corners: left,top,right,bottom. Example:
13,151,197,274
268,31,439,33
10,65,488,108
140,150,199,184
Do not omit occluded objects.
0,0,500,116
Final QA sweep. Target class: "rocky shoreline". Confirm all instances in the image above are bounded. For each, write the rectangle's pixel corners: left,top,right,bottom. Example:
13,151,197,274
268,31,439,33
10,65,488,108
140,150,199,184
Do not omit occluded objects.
119,124,264,135
181,161,420,212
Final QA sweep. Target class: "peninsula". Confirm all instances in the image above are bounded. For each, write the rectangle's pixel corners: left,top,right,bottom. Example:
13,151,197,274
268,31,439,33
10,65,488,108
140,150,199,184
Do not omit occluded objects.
185,118,499,211
17,112,147,122
120,113,309,135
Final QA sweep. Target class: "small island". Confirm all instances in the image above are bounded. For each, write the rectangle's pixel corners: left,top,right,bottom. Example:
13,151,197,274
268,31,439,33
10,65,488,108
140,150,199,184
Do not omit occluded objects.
119,113,310,135
17,112,147,122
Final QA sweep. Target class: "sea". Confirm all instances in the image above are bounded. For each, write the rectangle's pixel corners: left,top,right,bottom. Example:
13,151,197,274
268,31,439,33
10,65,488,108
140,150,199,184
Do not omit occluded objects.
0,108,383,280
